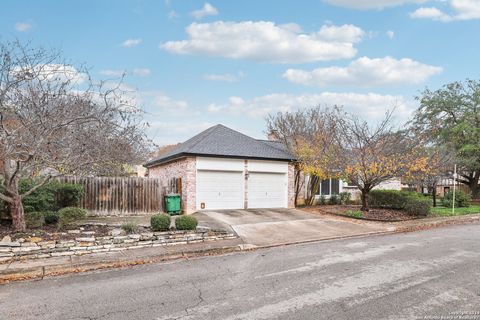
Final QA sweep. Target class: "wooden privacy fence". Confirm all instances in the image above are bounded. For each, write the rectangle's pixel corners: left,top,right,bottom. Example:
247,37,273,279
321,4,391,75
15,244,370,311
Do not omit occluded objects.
56,176,164,215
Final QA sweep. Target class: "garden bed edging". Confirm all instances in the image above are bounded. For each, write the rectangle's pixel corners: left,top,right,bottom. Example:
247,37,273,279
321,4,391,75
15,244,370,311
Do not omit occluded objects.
0,229,237,264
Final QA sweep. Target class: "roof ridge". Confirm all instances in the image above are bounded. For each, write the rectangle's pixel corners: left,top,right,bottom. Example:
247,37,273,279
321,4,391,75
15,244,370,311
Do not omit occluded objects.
185,124,222,152
145,124,296,167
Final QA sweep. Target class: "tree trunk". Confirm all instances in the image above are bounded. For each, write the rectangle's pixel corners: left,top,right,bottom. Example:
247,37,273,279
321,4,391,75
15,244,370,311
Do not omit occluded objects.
307,175,320,206
361,189,370,212
11,195,26,232
432,188,437,207
469,176,480,199
294,167,301,207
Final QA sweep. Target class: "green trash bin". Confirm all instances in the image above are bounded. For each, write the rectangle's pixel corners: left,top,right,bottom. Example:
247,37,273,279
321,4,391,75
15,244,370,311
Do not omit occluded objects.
164,194,181,215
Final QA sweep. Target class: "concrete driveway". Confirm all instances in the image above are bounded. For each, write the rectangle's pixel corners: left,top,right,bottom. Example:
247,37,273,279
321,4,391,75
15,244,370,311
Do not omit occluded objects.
197,208,392,247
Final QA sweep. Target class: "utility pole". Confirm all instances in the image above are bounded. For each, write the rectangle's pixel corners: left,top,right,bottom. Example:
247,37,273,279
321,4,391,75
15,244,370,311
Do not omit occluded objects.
452,164,457,215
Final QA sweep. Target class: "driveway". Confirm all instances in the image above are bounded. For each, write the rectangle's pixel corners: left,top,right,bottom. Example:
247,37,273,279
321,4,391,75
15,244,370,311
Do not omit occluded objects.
196,208,392,246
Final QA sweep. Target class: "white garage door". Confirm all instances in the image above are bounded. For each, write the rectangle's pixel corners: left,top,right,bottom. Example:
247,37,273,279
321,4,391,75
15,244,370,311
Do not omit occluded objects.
196,170,244,210
248,172,287,208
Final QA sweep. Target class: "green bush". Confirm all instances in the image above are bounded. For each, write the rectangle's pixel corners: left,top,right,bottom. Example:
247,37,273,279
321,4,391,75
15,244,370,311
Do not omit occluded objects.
319,195,327,205
55,183,84,208
150,213,171,231
404,197,431,217
344,210,363,218
121,221,139,234
58,207,87,227
328,195,340,205
44,211,59,225
175,215,198,230
441,190,471,208
369,190,420,210
20,179,57,213
18,180,85,213
25,211,45,229
339,192,351,205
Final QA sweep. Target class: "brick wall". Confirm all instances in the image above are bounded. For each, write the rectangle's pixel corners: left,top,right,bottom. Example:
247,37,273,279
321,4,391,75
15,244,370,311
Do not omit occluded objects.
148,157,197,214
288,163,295,208
149,157,296,212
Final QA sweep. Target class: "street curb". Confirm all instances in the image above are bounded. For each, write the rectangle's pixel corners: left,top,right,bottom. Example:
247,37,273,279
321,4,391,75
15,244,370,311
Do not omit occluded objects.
1,215,479,284
0,245,242,284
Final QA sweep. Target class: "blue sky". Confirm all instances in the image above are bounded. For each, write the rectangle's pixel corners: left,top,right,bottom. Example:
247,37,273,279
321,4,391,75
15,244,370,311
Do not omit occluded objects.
2,0,480,145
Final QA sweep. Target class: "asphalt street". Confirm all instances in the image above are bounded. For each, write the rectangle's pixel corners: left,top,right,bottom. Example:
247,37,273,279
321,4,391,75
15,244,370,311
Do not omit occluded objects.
1,223,480,320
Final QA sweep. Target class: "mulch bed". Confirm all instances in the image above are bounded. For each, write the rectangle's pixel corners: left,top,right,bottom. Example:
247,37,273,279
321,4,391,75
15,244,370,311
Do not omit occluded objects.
0,224,112,242
307,205,420,222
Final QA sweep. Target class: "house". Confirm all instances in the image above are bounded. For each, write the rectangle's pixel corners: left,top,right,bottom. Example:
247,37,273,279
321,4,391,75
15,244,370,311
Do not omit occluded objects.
299,176,402,203
144,124,296,213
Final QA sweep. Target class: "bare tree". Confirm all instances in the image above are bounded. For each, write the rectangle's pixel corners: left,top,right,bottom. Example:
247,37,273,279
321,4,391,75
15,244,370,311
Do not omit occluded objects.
0,41,150,231
403,143,455,207
335,110,427,211
266,107,341,205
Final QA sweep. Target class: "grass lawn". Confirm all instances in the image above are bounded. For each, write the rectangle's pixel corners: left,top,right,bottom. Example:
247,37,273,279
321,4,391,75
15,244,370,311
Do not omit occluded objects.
431,205,480,217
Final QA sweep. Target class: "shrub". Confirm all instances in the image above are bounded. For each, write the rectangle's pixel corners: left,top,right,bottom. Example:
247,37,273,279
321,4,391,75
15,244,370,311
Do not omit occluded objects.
44,211,59,225
404,197,431,217
175,215,198,230
20,179,57,212
369,190,420,210
121,221,139,234
17,180,85,213
344,210,363,219
369,189,431,216
25,211,45,229
328,195,340,205
58,207,87,227
339,192,351,205
441,190,471,208
319,195,327,205
150,213,171,231
55,184,84,208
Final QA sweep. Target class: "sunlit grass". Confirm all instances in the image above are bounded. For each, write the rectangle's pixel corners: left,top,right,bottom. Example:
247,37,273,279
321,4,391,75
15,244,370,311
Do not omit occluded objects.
430,205,480,217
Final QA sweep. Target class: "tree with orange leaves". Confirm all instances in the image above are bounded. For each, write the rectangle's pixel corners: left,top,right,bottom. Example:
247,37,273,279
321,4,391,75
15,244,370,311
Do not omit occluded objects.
335,109,429,211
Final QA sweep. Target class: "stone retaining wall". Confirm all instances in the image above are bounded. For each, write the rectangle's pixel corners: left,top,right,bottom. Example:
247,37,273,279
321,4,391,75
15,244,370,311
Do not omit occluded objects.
0,230,237,263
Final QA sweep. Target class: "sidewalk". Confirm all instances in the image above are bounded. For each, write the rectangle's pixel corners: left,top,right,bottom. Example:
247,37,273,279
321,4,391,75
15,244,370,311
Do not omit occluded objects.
1,213,479,284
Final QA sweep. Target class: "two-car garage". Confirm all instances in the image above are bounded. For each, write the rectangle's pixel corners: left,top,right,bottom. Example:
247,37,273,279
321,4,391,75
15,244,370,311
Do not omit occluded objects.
196,157,288,211
145,124,295,213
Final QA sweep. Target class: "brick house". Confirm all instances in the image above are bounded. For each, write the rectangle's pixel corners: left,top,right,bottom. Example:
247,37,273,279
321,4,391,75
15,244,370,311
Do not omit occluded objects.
144,124,296,214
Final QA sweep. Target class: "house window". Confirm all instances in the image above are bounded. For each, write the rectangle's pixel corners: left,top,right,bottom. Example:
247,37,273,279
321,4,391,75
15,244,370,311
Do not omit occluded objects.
317,178,340,196
321,179,330,195
331,179,340,194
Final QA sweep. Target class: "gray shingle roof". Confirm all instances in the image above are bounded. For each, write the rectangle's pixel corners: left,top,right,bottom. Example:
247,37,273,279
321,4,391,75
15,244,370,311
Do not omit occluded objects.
145,124,295,167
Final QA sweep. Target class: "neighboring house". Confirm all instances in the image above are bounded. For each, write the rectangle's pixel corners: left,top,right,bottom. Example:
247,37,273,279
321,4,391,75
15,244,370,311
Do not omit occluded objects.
301,176,402,202
144,124,296,214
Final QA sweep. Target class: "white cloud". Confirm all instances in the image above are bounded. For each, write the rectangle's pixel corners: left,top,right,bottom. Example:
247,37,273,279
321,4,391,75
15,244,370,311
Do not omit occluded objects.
161,21,365,63
132,68,151,77
410,0,480,22
152,94,188,110
204,72,243,82
13,64,88,85
15,22,31,32
100,69,125,77
410,7,453,21
283,56,442,87
148,121,215,145
121,39,142,48
191,3,219,19
386,30,395,38
207,92,415,121
324,0,425,10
